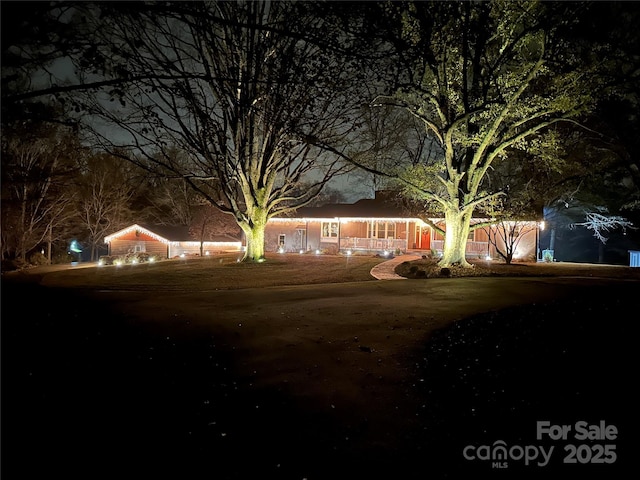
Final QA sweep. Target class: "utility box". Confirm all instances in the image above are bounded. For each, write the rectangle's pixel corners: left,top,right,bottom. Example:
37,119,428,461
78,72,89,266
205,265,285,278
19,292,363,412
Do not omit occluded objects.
629,250,640,267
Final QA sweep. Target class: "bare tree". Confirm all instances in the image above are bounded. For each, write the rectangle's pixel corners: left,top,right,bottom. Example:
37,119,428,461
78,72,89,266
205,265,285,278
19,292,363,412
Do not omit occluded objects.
74,152,140,261
571,209,634,244
66,1,364,261
1,126,78,262
189,204,242,256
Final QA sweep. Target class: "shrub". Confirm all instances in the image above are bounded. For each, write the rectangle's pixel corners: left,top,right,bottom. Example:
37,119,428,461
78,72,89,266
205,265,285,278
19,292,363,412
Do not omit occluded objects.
439,267,451,277
28,251,48,266
1,259,25,272
99,255,115,265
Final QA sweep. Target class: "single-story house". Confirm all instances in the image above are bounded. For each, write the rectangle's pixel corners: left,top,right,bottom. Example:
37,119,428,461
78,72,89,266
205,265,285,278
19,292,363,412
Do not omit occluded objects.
104,223,243,258
265,191,538,260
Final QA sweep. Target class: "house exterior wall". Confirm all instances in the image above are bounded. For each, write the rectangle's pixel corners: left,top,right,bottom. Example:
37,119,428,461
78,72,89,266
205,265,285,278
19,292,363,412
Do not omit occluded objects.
264,218,537,258
109,239,168,258
168,242,242,257
265,223,308,252
266,219,416,254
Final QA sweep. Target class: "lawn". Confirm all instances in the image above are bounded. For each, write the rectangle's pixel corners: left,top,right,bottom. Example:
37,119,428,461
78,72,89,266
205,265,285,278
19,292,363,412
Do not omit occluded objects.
35,253,387,290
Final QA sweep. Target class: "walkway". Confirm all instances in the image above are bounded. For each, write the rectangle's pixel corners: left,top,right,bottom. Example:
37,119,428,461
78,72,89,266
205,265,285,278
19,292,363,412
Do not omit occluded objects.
369,254,418,280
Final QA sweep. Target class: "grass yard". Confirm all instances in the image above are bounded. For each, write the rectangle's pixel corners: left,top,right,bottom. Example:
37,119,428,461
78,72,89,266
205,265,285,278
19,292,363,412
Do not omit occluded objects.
35,253,387,290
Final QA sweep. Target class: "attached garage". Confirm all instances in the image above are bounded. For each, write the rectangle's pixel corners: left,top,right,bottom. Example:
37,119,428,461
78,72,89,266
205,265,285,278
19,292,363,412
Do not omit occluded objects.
104,224,242,259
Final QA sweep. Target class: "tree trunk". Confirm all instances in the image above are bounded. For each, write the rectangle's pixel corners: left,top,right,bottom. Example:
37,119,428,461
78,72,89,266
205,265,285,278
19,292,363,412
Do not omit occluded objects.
242,223,266,262
47,224,52,264
239,204,268,262
439,208,473,267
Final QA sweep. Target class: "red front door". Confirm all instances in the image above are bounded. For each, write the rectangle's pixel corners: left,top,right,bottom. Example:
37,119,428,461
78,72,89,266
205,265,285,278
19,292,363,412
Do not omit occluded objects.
421,228,431,250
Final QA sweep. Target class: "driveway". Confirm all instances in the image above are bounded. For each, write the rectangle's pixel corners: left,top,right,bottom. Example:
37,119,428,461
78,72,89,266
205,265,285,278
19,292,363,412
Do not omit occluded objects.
2,272,636,479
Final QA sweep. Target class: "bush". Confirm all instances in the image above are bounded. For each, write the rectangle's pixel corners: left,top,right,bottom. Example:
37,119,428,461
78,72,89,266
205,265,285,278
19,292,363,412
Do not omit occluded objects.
99,255,115,265
1,259,25,272
52,251,73,264
28,251,48,266
439,267,451,277
124,252,152,263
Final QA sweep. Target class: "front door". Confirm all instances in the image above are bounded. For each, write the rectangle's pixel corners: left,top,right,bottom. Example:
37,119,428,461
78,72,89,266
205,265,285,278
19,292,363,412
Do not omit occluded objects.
421,228,431,250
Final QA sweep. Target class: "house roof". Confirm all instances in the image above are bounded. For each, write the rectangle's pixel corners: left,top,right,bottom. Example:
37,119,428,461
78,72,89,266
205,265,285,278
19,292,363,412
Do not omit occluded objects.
277,191,494,221
294,197,411,218
276,191,429,221
104,223,241,244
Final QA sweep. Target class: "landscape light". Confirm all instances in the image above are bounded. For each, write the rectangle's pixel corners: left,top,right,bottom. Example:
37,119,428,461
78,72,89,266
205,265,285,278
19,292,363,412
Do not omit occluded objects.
299,249,304,254
346,250,352,256
485,255,492,261
315,249,321,255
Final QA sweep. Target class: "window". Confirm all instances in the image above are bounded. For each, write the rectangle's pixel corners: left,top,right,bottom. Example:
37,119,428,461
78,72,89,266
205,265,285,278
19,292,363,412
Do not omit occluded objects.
368,221,396,239
321,221,339,238
385,222,396,239
278,234,286,246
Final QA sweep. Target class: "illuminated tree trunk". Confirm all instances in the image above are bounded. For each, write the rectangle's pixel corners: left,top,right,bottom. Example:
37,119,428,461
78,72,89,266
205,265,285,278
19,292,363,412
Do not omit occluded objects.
239,202,268,262
241,221,266,262
440,208,474,267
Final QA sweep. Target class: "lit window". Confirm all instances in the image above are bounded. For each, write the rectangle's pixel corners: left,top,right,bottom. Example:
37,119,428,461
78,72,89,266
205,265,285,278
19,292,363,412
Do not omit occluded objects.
368,221,396,239
321,222,339,238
